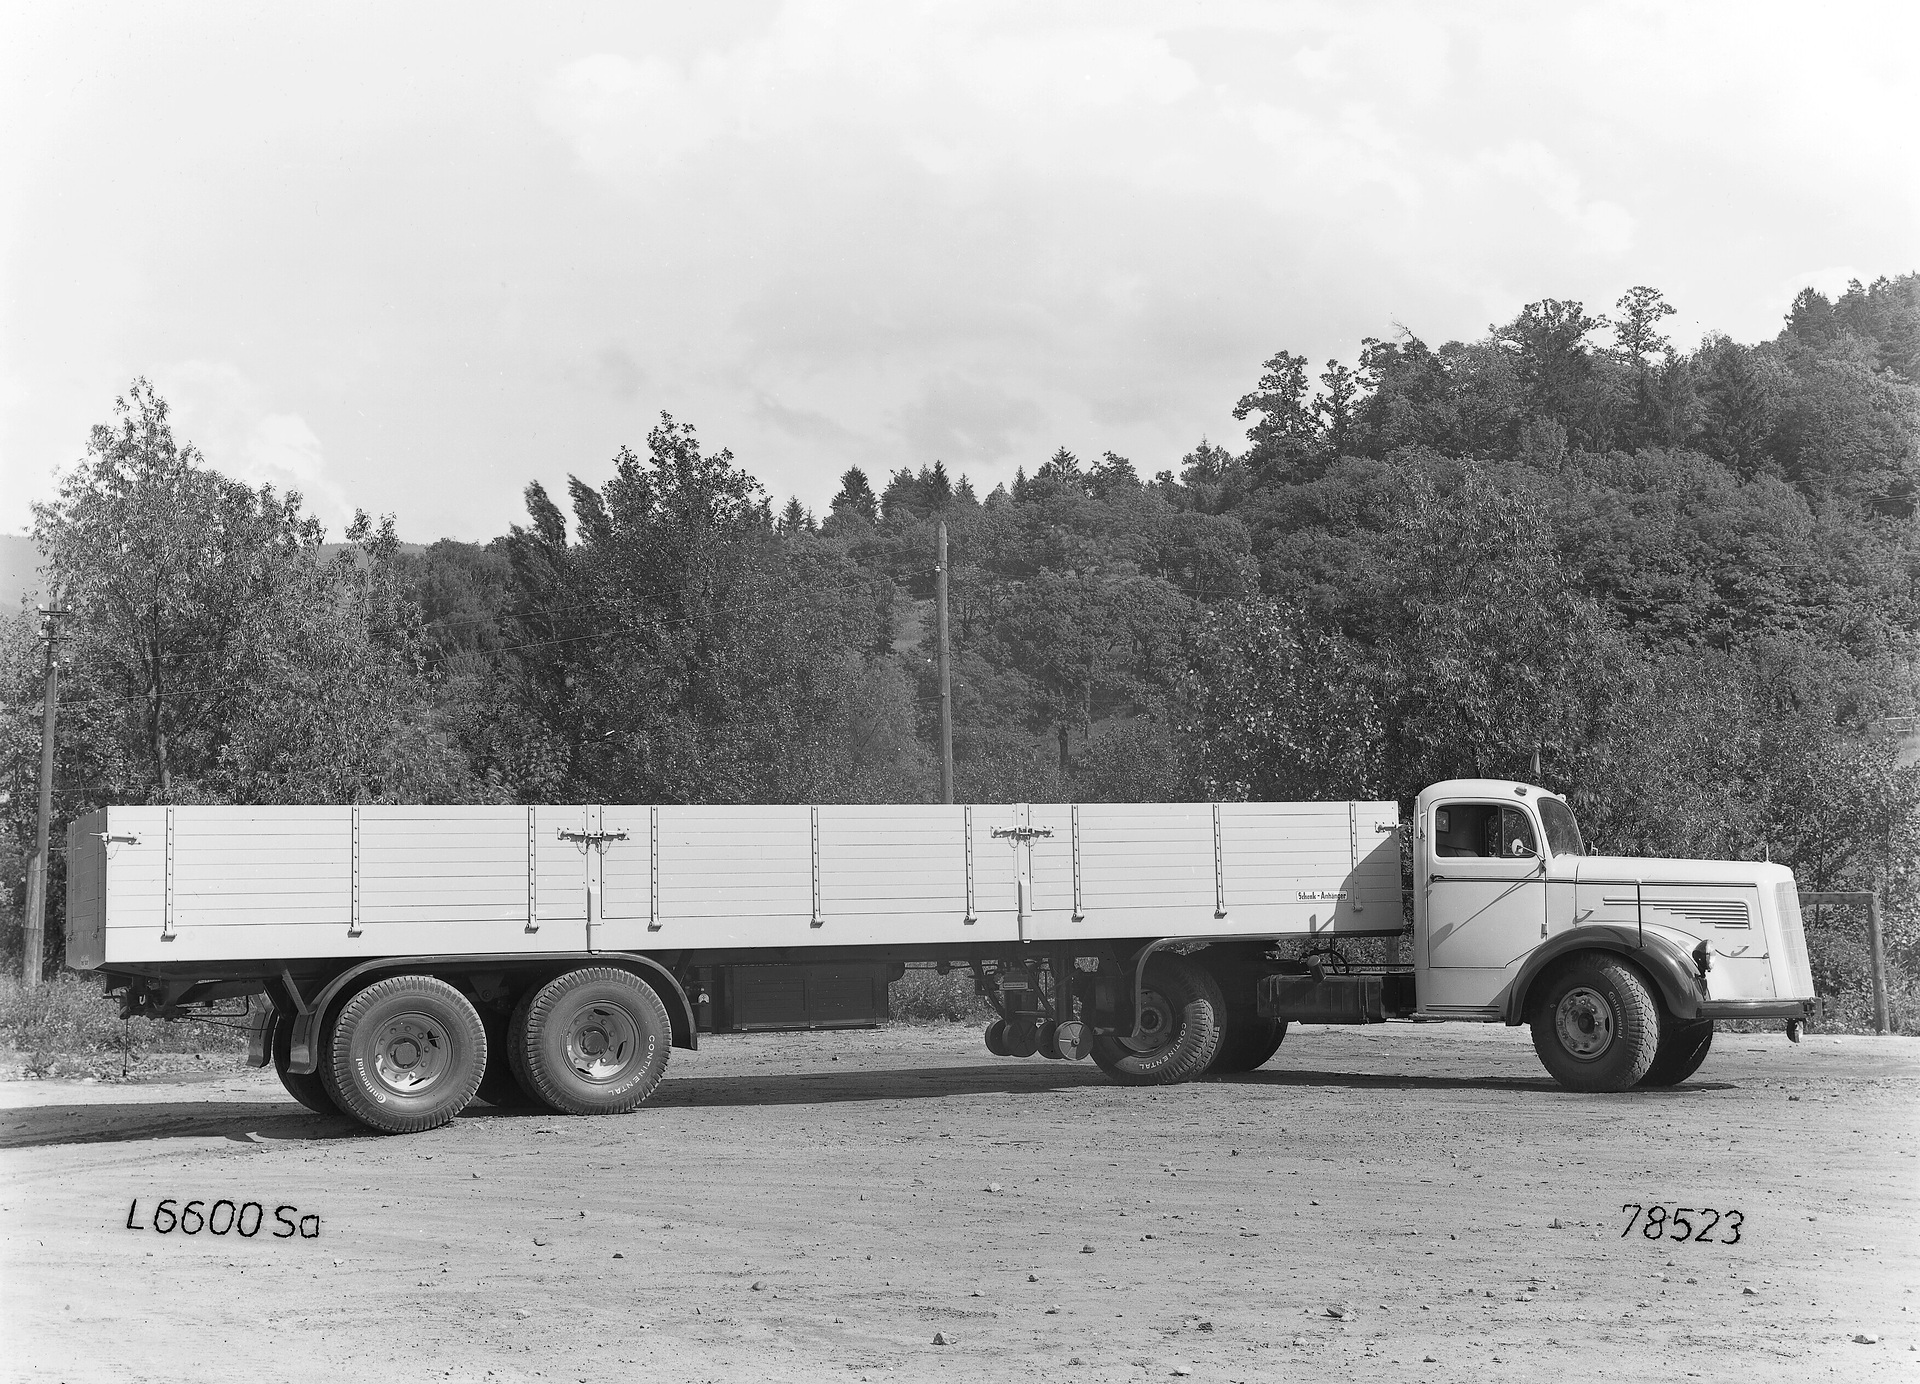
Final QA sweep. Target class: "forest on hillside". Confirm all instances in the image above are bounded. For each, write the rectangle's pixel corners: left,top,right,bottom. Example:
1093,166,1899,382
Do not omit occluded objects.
6,275,1918,1025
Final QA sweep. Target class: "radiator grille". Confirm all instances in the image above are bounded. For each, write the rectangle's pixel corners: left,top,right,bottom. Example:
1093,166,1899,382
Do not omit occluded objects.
1775,882,1813,998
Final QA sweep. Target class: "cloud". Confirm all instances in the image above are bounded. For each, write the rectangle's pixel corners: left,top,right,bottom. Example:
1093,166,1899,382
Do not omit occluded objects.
156,361,353,531
893,374,1046,464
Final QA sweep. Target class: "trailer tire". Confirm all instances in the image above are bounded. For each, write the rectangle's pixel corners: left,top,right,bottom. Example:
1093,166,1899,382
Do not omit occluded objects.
321,975,487,1134
1208,1014,1287,1074
270,1009,340,1116
1089,956,1224,1086
1528,956,1660,1092
512,968,671,1117
1638,1019,1714,1087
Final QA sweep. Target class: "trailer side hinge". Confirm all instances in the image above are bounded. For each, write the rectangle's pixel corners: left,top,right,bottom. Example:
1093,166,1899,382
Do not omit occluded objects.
558,829,630,851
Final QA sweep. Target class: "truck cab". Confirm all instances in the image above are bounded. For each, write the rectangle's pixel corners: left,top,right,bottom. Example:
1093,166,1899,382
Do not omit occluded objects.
1400,779,1817,1084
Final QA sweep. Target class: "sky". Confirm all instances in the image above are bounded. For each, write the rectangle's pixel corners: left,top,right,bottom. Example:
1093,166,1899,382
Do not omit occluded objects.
2,1,1916,544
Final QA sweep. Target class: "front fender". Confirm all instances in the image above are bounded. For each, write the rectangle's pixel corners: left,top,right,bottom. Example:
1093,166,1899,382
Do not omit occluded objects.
1501,925,1703,1026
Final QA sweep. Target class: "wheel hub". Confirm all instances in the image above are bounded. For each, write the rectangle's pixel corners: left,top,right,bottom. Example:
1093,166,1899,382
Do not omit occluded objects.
566,1003,639,1084
1120,990,1175,1054
1555,986,1615,1060
371,1012,451,1095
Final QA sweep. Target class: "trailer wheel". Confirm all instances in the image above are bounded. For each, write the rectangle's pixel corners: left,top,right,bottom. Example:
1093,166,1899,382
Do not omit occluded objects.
1638,1019,1714,1087
1528,956,1660,1092
511,968,671,1116
270,1009,340,1116
1089,956,1224,1086
1208,1014,1287,1074
320,975,487,1134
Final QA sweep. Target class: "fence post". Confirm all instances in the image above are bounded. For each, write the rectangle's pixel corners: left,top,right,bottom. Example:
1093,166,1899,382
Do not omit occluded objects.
1867,887,1890,1036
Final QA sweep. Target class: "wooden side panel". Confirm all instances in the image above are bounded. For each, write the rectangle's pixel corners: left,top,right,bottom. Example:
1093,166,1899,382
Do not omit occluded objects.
170,807,352,930
1024,800,1404,942
88,798,1403,967
100,807,168,964
359,806,526,927
818,806,980,928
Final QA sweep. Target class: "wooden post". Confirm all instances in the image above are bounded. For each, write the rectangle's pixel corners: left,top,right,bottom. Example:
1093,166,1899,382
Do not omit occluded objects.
24,608,63,986
1802,889,1892,1035
936,521,954,806
1867,886,1890,1036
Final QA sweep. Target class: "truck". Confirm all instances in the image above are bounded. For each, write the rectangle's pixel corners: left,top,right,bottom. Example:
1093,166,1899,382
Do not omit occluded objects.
64,778,1820,1134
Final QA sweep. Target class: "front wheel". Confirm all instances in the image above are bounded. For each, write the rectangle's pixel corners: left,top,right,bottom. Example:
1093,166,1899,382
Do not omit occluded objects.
1639,1019,1714,1087
321,975,487,1133
1208,1012,1286,1074
1528,956,1661,1092
511,968,671,1116
1089,956,1224,1086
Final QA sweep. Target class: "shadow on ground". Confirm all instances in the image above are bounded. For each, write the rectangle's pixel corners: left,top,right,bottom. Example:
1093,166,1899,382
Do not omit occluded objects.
1,1059,1741,1148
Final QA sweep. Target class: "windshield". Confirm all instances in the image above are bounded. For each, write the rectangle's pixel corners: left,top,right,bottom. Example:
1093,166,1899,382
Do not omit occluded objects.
1538,797,1585,857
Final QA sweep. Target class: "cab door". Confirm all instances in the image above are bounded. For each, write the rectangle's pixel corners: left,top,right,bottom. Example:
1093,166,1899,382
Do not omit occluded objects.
1423,800,1546,1011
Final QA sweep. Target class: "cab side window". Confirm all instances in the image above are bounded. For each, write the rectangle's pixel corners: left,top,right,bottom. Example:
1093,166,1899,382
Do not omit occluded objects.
1497,806,1538,859
1434,803,1538,860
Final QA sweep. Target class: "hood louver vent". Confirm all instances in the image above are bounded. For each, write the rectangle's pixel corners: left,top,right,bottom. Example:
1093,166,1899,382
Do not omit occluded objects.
1603,896,1750,929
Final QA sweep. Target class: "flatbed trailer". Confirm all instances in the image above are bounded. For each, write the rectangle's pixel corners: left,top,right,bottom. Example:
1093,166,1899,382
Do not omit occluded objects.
66,779,1819,1133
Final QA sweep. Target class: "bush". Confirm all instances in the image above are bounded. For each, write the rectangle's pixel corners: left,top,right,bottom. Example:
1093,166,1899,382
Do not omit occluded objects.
0,971,248,1079
888,967,991,1024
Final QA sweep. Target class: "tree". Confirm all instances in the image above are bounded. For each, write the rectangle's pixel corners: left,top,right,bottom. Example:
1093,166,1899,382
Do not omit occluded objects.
1613,286,1676,364
828,467,879,524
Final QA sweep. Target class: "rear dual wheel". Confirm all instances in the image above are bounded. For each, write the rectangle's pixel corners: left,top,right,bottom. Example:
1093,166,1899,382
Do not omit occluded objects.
509,968,672,1116
1089,956,1224,1085
321,975,488,1134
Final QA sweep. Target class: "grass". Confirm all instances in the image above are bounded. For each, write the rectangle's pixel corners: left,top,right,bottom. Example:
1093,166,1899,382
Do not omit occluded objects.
887,967,994,1024
0,972,247,1080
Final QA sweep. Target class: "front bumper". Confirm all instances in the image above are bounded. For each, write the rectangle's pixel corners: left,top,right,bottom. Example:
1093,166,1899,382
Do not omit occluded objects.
1697,997,1822,1022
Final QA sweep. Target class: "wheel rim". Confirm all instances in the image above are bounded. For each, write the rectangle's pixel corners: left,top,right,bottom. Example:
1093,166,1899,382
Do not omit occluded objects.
1120,989,1175,1054
370,1011,454,1096
565,1002,640,1085
1554,986,1615,1060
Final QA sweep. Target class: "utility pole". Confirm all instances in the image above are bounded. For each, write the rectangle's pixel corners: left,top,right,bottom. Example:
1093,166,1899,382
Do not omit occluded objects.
22,602,69,988
935,522,954,805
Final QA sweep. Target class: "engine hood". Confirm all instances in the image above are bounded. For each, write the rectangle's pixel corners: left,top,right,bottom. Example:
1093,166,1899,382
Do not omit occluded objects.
1571,856,1795,888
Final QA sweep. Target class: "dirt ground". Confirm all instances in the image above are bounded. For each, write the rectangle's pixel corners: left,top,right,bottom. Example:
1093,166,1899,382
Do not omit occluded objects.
2,1021,1915,1384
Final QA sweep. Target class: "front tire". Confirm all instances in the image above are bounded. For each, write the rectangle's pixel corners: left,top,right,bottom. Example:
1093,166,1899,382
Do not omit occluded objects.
1209,1013,1287,1074
1090,956,1224,1086
1529,956,1661,1092
1639,1019,1714,1087
511,968,671,1116
321,975,487,1134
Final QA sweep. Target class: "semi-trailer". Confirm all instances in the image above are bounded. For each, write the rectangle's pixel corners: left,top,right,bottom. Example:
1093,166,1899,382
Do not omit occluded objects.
65,778,1818,1134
